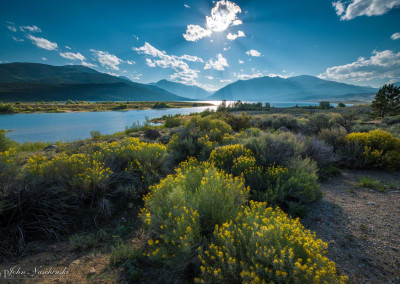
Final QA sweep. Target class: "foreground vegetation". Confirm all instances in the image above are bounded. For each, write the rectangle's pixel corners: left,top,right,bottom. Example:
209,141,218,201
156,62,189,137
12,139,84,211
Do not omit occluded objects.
0,101,213,114
2,89,400,282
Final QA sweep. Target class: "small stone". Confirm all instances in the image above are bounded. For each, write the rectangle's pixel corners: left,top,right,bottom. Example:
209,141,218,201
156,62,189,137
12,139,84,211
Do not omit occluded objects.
366,202,376,206
128,202,134,209
89,267,96,274
71,259,80,265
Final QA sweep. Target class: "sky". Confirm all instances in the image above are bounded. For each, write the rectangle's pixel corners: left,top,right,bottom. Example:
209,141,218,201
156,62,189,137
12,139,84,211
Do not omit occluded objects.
1,0,400,91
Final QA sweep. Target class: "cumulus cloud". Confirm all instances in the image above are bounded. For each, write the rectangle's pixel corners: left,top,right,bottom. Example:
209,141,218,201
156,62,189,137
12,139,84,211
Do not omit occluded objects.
183,25,212,42
333,0,400,20
41,57,47,61
238,59,244,64
20,25,42,33
318,50,400,82
90,49,123,70
246,49,262,57
134,42,200,86
220,79,232,83
206,0,242,31
27,35,58,50
65,46,71,49
206,76,214,80
59,51,86,61
391,32,400,40
183,0,242,42
179,54,204,62
184,4,191,8
204,54,229,71
126,60,135,65
227,30,245,41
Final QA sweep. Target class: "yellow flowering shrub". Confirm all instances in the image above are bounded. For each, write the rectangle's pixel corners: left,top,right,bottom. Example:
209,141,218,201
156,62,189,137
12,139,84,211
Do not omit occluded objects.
140,158,249,269
345,129,400,168
198,201,347,283
25,152,112,191
167,116,232,162
89,137,167,187
209,144,256,176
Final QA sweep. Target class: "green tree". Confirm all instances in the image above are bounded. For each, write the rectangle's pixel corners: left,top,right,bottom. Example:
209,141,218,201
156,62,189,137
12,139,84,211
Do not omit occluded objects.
371,84,400,117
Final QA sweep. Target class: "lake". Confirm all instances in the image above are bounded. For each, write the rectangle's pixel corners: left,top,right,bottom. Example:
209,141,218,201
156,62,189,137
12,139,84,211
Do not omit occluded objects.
0,101,321,143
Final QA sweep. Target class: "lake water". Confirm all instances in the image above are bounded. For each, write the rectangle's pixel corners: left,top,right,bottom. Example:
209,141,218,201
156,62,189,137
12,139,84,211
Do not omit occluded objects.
0,101,322,143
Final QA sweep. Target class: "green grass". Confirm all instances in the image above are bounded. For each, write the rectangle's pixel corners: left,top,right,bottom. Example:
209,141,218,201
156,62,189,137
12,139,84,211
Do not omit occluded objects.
356,176,382,190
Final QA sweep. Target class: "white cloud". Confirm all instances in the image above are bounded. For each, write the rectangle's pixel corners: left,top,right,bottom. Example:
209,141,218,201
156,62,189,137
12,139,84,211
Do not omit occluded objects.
183,0,242,41
65,46,71,49
318,50,400,82
27,35,58,50
59,51,86,61
42,57,47,61
126,60,135,64
206,0,242,31
20,25,42,33
206,76,214,80
232,19,243,26
134,42,200,86
204,54,229,71
246,49,262,57
183,25,212,42
391,32,400,40
81,61,97,68
184,4,191,8
220,79,232,83
7,25,17,32
179,54,204,62
12,36,24,42
333,0,400,20
227,30,245,41
235,72,264,80
238,59,244,64
90,49,123,70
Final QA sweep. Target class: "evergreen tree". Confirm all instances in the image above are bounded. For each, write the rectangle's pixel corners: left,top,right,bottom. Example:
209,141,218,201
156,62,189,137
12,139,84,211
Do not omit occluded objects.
371,84,400,117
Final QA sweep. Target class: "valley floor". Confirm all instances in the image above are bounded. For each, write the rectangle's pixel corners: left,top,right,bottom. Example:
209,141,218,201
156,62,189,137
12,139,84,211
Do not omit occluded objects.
1,169,399,283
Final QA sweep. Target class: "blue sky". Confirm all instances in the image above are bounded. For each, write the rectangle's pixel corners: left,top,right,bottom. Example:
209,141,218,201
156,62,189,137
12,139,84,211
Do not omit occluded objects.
1,0,399,91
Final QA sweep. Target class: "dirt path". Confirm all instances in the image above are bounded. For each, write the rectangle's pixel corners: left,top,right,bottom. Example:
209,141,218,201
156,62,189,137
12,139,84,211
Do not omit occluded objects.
302,169,400,283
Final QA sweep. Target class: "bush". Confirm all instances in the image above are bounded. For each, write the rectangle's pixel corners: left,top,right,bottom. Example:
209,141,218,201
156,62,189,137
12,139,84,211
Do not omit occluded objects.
208,145,255,176
382,115,400,125
252,114,301,132
297,135,336,168
167,116,232,162
140,158,249,274
198,201,347,283
90,130,102,140
0,129,17,152
318,127,347,152
306,113,335,134
345,129,400,169
225,112,251,131
244,132,304,167
0,148,20,193
244,158,321,217
152,102,170,109
164,115,184,128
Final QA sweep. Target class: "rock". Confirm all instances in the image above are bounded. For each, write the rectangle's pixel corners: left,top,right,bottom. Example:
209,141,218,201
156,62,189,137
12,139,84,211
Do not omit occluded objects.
277,126,290,132
367,202,376,206
71,259,80,265
144,129,161,140
128,202,134,209
89,267,96,274
44,145,57,151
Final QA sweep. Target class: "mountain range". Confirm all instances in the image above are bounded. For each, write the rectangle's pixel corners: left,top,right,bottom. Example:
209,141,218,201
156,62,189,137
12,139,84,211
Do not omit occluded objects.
0,63,189,101
208,75,379,102
0,62,391,103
